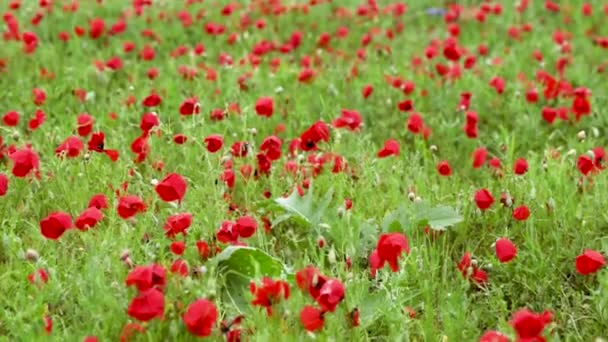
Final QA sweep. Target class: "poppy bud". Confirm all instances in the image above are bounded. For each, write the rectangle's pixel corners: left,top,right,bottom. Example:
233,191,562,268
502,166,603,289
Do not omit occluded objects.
25,248,39,261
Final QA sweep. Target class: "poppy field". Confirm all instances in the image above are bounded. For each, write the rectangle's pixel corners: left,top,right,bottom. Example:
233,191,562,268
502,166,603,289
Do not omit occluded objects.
2,0,608,341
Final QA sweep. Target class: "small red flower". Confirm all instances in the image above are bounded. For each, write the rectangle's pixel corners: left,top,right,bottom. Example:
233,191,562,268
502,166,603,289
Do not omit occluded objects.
236,216,257,238
0,173,8,196
9,147,40,178
140,112,160,132
55,136,84,158
250,277,290,316
377,139,400,158
316,278,345,312
164,212,193,238
179,97,200,115
88,194,109,210
75,207,103,231
479,330,509,342
509,309,552,341
371,233,410,275
300,305,324,332
255,96,274,117
472,147,488,169
495,238,517,263
512,205,530,221
204,134,224,153
89,18,105,39
28,268,50,285
40,212,73,240
170,259,189,276
117,195,146,219
333,109,362,131
575,250,606,275
170,241,186,255
577,155,595,175
3,111,20,127
155,173,187,203
217,220,239,244
142,93,162,107
127,288,165,322
300,121,330,151
513,158,529,175
295,266,328,299
126,264,167,291
474,189,494,210
77,113,94,136
437,161,452,176
183,299,218,337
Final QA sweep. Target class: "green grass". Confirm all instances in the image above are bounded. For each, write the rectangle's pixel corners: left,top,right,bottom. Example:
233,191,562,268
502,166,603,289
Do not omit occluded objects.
1,0,607,341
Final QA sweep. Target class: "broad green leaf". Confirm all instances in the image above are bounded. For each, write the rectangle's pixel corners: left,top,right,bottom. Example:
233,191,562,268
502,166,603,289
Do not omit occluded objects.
413,202,463,231
273,183,334,227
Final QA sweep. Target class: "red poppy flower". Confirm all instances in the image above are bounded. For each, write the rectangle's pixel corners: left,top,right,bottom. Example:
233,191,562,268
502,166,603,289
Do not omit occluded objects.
575,250,606,275
170,241,186,256
457,252,488,285
217,220,239,244
377,139,400,158
75,207,103,231
32,88,46,105
55,136,84,158
142,93,162,107
333,109,362,131
300,121,330,151
164,212,192,238
44,315,52,335
125,264,167,291
300,305,324,332
183,299,218,337
28,268,50,285
509,309,552,341
0,173,8,196
577,155,595,175
362,84,374,99
88,194,108,210
3,111,19,127
316,279,345,312
295,266,328,299
513,158,529,175
407,113,425,134
260,136,282,160
9,147,40,178
472,147,488,169
117,195,146,219
437,161,452,176
155,173,187,203
495,238,517,263
474,189,494,210
77,113,94,137
236,216,257,238
204,134,224,153
127,288,165,322
28,109,46,131
479,330,509,342
512,205,530,221
170,259,189,276
89,18,105,39
171,134,187,145
40,212,73,240
250,277,290,316
140,112,160,132
179,97,200,115
372,233,410,274
255,96,274,117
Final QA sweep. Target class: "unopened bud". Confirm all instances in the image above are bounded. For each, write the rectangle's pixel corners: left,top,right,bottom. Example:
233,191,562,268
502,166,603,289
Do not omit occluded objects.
25,248,39,261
